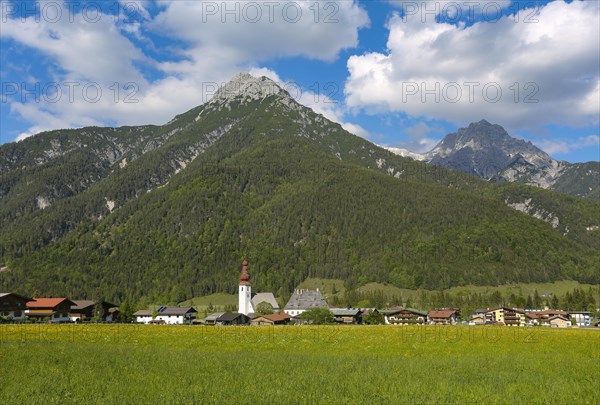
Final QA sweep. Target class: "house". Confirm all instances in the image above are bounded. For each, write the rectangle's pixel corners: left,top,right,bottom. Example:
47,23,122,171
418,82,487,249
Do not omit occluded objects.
283,289,328,317
216,312,250,326
26,298,75,323
0,293,34,321
381,308,427,325
476,307,527,326
134,306,197,324
133,309,153,324
204,312,226,326
469,314,486,325
250,313,292,326
569,311,592,327
251,292,280,313
549,315,570,328
69,300,118,323
428,309,460,325
330,308,363,324
527,309,569,326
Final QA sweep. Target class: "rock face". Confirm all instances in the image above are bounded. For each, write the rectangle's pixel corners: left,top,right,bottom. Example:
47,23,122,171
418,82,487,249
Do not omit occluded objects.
426,120,555,179
387,119,599,199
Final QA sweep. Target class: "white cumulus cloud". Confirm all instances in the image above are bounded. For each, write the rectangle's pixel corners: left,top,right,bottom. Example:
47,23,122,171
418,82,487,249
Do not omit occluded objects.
345,0,600,130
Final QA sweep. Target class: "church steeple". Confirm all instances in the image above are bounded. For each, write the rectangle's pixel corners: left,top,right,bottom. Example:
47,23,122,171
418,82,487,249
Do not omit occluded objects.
238,258,253,315
240,259,250,285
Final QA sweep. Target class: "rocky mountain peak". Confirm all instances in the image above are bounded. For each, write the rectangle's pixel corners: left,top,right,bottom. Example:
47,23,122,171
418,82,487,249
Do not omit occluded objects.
209,72,287,105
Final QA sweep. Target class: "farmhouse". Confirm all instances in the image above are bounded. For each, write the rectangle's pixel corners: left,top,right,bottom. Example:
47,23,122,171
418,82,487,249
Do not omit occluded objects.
69,300,118,323
283,289,328,316
330,308,363,324
549,315,570,328
216,312,250,326
382,308,427,325
0,292,33,321
470,314,486,325
251,313,292,326
133,307,197,324
26,298,75,323
428,309,460,325
204,312,226,326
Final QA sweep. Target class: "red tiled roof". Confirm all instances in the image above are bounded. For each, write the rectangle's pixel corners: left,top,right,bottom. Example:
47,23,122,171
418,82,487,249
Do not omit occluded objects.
428,309,458,318
263,313,292,321
27,298,72,309
538,309,568,316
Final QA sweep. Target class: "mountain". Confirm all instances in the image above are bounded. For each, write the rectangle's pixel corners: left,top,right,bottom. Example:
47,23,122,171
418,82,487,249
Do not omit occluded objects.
1,74,599,303
387,120,599,199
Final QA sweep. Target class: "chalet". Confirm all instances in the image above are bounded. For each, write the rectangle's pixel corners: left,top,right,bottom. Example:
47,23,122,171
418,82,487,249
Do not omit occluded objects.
0,293,33,321
330,308,363,324
428,309,460,325
469,314,486,325
250,313,292,326
134,306,197,324
381,308,427,325
69,300,118,323
204,312,226,326
26,298,75,323
133,309,153,324
476,307,527,326
251,293,280,313
549,315,570,328
283,289,328,317
216,312,250,326
569,311,592,327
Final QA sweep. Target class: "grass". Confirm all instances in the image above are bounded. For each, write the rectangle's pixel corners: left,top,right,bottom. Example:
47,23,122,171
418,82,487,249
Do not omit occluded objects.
179,292,237,312
1,324,598,404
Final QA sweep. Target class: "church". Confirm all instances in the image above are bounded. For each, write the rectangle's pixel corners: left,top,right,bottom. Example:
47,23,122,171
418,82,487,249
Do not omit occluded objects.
237,259,280,316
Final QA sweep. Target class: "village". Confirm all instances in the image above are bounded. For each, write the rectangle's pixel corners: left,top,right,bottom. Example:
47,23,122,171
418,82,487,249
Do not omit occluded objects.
1,260,597,329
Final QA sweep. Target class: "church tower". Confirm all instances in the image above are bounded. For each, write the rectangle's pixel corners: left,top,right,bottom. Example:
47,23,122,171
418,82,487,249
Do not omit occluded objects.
238,259,253,315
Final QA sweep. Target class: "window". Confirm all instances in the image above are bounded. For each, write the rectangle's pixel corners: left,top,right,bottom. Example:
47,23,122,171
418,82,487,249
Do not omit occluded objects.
14,311,21,317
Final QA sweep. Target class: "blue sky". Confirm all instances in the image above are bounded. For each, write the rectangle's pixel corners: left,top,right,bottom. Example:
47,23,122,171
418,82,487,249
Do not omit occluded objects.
1,0,598,162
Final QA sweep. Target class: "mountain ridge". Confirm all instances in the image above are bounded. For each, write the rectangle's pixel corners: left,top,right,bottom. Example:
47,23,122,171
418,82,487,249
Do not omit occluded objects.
1,73,598,302
386,119,599,199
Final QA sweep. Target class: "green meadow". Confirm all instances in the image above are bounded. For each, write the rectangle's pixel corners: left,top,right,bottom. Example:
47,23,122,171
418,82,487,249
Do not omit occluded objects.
1,325,598,404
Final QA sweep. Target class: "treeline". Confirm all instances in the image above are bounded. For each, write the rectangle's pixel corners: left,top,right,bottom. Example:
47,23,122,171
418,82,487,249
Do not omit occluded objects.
330,286,600,318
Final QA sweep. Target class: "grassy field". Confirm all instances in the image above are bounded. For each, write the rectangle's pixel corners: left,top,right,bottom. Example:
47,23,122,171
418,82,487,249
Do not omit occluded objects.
1,324,598,404
179,292,238,311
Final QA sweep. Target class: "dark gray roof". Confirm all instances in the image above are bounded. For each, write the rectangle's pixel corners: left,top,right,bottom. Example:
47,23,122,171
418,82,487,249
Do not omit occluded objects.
330,308,362,316
205,312,225,321
71,300,118,310
134,307,196,317
0,292,33,301
217,312,248,322
284,289,328,310
157,306,197,315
